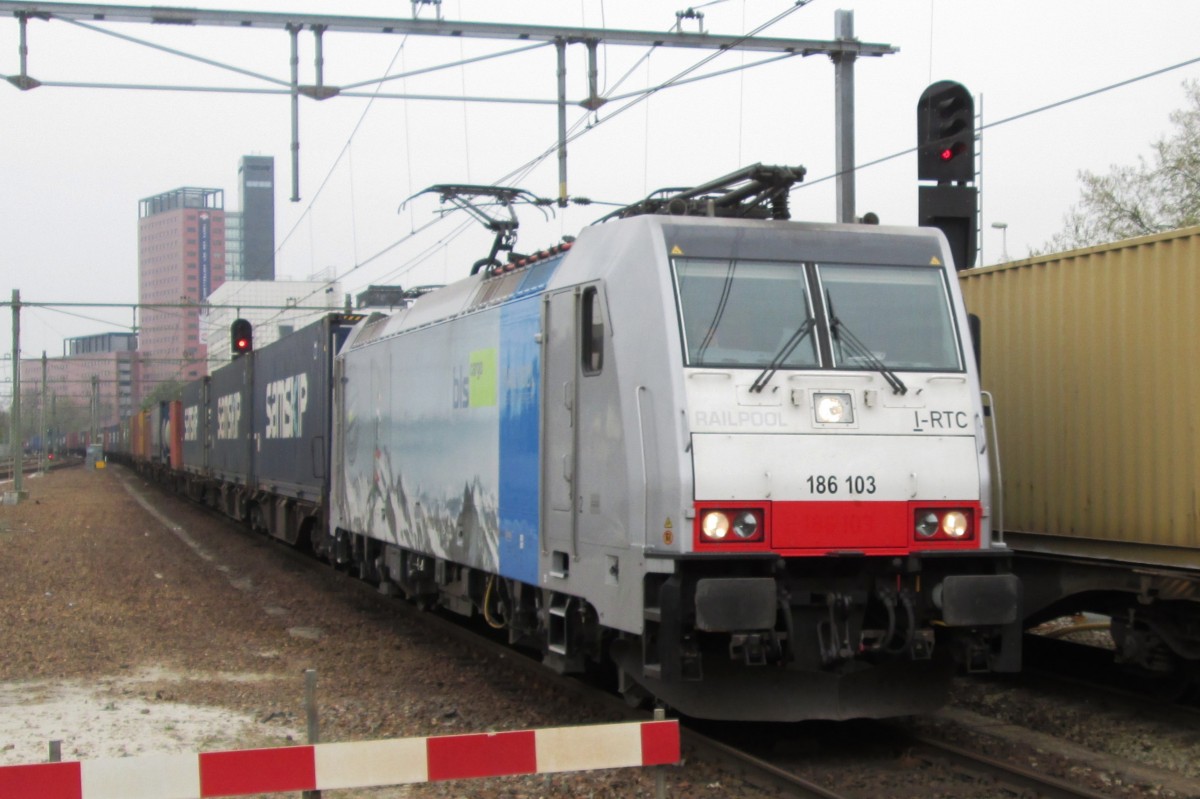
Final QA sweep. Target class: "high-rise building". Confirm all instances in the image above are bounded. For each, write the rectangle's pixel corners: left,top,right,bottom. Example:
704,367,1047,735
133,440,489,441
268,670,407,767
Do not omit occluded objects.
137,187,227,391
225,211,244,280
238,156,275,281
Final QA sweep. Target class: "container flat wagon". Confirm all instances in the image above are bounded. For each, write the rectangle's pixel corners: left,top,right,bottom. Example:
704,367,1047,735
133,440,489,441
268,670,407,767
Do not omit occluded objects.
247,313,358,545
960,225,1200,677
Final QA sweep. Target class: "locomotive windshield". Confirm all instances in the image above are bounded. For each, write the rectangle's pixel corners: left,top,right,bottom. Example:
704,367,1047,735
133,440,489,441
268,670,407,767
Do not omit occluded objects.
818,264,961,372
674,258,818,369
673,258,962,372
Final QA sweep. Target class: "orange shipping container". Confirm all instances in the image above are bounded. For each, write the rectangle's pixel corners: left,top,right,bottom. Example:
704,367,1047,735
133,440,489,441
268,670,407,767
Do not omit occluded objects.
131,410,152,462
169,399,184,470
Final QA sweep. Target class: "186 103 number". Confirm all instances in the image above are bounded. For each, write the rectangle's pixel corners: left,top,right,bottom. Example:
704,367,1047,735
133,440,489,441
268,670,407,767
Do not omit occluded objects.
806,475,877,495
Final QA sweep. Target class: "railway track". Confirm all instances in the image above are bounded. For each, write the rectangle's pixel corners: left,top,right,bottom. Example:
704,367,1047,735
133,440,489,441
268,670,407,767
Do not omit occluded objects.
687,718,1135,799
905,733,1119,799
226,527,1155,798
0,455,78,483
329,575,1128,798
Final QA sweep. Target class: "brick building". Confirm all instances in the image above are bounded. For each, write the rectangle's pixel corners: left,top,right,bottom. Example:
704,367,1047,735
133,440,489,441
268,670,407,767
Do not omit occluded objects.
18,332,140,438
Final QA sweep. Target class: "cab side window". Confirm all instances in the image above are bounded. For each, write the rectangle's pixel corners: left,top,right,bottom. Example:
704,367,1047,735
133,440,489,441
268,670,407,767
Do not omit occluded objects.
581,286,604,375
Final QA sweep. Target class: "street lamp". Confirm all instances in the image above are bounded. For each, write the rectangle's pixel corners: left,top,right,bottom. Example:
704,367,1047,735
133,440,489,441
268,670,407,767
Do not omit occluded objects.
991,222,1010,262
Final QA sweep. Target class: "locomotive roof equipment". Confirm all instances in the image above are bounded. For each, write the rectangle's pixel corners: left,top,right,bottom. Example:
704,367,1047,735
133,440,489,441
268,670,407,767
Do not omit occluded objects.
402,184,554,275
596,162,805,222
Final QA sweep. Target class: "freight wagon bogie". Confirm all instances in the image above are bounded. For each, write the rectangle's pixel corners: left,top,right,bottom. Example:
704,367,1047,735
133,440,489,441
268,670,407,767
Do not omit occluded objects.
1017,554,1200,680
243,493,319,547
1112,604,1200,681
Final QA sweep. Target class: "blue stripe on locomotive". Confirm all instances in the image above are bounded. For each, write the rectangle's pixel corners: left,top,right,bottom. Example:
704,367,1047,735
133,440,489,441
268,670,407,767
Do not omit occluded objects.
497,257,561,584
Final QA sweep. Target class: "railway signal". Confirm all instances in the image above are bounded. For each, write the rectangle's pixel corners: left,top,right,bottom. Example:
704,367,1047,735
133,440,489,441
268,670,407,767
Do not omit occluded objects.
230,318,253,356
917,80,977,269
917,80,975,185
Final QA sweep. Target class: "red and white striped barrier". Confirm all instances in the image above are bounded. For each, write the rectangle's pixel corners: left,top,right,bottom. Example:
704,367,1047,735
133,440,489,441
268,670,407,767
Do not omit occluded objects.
0,719,679,799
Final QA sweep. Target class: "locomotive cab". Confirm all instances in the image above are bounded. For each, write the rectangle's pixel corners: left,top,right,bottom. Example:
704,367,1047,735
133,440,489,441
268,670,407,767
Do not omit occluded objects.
578,215,1023,719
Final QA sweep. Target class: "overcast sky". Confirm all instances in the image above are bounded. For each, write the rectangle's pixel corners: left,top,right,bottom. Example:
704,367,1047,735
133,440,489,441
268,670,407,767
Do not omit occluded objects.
2,0,1198,367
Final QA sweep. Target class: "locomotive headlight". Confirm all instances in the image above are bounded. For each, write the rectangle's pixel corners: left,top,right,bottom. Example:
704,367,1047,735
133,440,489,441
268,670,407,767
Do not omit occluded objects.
915,512,940,538
701,511,731,540
698,508,765,543
731,511,759,539
913,508,974,542
941,511,969,538
813,392,854,424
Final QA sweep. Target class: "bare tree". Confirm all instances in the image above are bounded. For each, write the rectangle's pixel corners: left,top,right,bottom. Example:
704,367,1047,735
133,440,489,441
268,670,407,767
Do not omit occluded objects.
1036,80,1200,254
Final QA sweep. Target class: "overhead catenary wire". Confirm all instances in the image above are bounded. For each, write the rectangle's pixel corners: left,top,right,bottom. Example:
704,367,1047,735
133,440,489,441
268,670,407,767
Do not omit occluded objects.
10,8,815,252
493,2,813,188
2,4,821,361
35,0,1171,367
166,46,1200,341
267,5,816,317
368,3,815,287
264,26,426,325
9,48,1190,338
798,52,1200,190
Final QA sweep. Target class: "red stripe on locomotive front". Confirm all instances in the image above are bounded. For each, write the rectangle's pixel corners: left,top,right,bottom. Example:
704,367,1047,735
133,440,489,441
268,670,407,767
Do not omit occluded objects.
693,500,983,555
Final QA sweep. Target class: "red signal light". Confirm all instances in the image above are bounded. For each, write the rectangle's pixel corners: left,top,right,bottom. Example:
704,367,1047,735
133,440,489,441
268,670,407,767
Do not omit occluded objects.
939,141,966,162
230,318,253,357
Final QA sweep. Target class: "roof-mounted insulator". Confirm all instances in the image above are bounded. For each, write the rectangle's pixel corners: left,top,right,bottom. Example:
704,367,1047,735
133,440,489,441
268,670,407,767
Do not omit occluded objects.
595,163,806,223
486,241,573,277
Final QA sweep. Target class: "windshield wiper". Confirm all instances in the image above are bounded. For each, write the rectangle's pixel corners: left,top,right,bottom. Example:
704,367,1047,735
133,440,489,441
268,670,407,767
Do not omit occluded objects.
830,315,908,395
696,259,736,360
750,317,815,393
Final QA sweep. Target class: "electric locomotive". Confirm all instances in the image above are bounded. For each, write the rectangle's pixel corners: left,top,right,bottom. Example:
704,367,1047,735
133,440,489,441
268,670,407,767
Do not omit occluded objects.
328,166,1021,720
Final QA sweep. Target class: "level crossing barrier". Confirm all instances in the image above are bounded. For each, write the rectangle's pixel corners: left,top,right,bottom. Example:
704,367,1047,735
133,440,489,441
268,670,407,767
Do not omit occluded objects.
0,719,680,798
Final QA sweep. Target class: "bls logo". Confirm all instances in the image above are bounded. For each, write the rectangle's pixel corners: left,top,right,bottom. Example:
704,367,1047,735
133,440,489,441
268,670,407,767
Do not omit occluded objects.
451,361,484,409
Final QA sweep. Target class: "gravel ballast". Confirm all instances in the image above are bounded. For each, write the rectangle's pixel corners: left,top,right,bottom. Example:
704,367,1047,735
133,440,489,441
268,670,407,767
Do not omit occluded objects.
0,466,774,798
